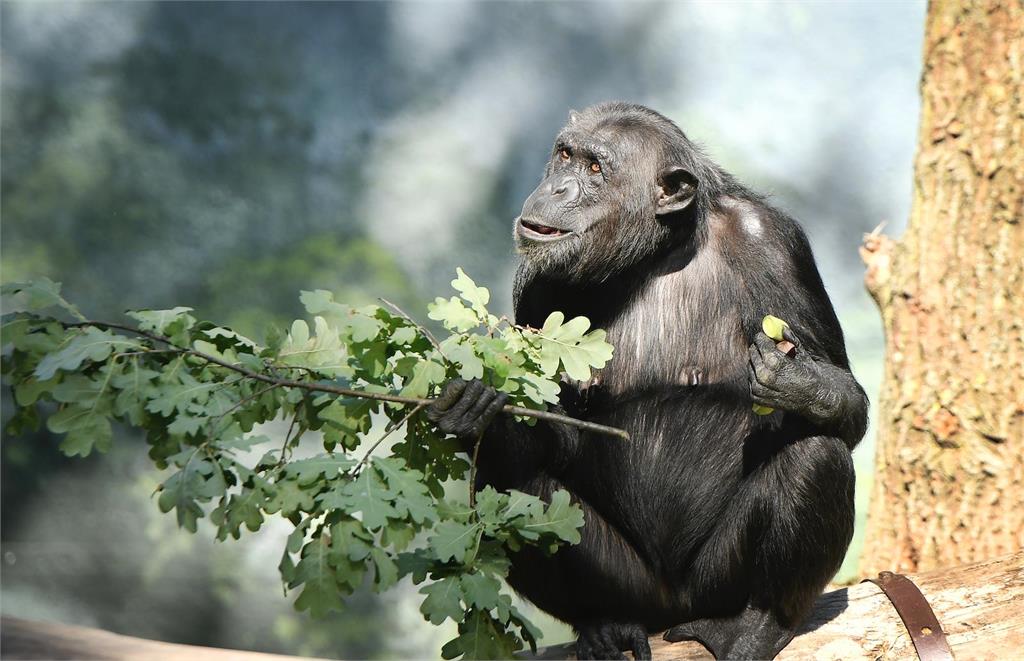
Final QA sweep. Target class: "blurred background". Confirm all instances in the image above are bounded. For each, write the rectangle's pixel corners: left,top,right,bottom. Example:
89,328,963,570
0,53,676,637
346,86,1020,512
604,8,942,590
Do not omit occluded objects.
1,1,926,658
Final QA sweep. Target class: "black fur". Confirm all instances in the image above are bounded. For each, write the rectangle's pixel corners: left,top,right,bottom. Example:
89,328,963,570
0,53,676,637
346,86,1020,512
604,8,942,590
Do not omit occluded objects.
429,102,868,660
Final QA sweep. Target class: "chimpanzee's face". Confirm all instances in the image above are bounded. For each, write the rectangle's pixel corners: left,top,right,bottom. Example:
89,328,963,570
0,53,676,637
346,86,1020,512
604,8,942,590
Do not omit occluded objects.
514,109,694,282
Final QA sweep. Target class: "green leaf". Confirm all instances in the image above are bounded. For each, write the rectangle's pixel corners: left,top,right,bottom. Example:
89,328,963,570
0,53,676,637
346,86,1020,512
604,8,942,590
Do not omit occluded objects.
451,267,490,316
265,479,316,517
110,360,160,425
328,469,397,530
34,327,138,380
761,314,790,341
441,609,519,660
497,596,543,653
47,403,113,457
346,309,384,343
460,572,501,610
515,372,561,406
157,457,223,532
318,397,376,450
278,316,351,376
374,457,437,525
536,312,613,381
218,489,267,538
429,520,482,564
200,326,260,352
396,549,434,584
427,296,480,332
381,520,417,551
399,358,446,398
145,369,214,417
419,575,464,625
390,326,418,346
543,489,585,542
441,337,485,381
1,278,84,319
13,376,59,406
329,518,374,562
167,413,204,437
370,547,398,590
752,403,775,415
518,489,585,546
127,307,195,335
299,289,350,318
293,535,344,618
284,454,356,486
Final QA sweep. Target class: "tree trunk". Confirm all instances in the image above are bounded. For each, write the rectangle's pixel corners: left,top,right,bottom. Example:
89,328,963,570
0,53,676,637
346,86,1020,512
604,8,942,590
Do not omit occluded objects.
859,0,1024,575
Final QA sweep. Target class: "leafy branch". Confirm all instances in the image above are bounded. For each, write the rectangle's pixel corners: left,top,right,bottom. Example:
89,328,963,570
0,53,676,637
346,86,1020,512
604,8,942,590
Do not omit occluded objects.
0,269,617,659
59,317,627,441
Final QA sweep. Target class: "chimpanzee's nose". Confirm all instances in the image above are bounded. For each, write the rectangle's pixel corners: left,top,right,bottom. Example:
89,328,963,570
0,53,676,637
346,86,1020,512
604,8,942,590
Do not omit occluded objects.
551,176,578,200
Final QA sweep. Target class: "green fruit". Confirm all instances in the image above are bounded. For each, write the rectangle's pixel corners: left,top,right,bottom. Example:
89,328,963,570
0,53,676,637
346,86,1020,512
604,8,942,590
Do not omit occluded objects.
762,315,789,342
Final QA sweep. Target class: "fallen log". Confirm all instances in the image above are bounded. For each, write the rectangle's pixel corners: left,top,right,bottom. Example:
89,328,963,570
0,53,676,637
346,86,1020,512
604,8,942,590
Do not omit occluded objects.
529,551,1024,660
4,552,1020,660
0,616,331,661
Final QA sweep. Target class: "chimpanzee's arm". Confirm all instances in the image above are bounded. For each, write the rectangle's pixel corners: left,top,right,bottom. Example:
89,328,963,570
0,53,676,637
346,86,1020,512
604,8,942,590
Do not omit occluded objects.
735,214,869,449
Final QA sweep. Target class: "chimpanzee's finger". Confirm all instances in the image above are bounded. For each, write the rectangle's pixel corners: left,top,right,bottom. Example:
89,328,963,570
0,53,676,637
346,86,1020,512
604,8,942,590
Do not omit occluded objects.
465,387,498,423
748,342,762,366
597,628,626,661
445,378,484,421
781,325,801,348
753,331,776,355
750,386,779,407
482,392,508,425
631,631,652,661
432,379,467,411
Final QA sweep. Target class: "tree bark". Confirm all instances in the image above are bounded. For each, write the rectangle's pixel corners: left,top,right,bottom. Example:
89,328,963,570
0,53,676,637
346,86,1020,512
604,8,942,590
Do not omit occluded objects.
859,0,1024,575
527,551,1024,660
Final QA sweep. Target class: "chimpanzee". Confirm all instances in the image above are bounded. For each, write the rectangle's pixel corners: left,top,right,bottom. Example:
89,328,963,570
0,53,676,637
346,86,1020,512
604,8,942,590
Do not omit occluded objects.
427,102,868,660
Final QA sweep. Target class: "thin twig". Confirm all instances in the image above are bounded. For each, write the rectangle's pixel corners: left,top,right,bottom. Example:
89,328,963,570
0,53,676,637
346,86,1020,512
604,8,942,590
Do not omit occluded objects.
379,297,446,358
115,349,181,358
468,428,485,508
67,320,630,441
356,402,427,471
276,417,303,468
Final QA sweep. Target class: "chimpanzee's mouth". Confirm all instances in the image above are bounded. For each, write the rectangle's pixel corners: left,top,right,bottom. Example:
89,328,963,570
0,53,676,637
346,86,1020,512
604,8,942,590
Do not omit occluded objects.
518,217,572,240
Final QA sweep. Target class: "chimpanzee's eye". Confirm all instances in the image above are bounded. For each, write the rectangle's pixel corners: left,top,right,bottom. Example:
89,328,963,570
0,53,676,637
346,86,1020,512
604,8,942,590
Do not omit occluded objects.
590,161,602,174
559,148,571,161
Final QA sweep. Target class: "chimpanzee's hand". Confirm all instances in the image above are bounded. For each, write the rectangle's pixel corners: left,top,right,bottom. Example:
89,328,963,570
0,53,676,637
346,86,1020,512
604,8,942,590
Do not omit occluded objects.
426,378,509,440
747,328,840,424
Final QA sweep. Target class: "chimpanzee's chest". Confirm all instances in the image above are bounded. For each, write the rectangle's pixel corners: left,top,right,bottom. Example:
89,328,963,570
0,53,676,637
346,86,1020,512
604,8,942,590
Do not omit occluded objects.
580,267,748,396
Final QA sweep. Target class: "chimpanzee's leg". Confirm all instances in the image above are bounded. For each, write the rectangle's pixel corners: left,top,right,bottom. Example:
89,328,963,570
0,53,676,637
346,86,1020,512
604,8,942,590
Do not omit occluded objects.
507,476,666,661
664,434,854,660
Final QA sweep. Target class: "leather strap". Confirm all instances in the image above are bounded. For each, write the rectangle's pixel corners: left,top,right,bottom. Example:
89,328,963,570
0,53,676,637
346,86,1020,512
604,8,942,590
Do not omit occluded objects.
863,571,955,661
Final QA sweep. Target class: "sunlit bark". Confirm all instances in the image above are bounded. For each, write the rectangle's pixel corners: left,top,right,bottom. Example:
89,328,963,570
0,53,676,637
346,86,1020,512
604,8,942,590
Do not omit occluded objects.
860,0,1024,574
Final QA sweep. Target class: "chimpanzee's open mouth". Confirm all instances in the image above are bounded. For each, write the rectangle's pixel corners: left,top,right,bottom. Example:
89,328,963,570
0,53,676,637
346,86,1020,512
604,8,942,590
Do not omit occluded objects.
518,218,572,240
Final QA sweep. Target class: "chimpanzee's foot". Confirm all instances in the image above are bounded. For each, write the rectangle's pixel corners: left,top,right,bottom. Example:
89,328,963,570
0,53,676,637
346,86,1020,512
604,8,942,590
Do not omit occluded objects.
663,606,795,660
576,621,651,660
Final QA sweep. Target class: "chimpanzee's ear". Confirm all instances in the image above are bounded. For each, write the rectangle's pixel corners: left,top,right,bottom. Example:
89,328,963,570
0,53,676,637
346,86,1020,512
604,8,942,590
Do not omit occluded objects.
656,166,698,217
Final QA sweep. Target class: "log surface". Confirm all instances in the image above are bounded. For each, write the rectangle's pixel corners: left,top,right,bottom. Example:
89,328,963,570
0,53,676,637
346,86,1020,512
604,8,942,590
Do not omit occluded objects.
529,551,1024,660
0,616,331,661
